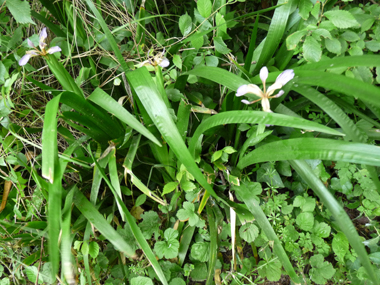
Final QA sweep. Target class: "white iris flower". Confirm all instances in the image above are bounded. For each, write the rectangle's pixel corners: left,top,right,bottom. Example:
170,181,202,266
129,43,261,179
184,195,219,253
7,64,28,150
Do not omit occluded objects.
19,28,61,66
236,67,295,112
139,48,169,68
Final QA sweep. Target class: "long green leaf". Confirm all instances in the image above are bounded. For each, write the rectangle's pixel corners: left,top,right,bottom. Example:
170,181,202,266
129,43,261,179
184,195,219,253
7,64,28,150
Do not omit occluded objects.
88,88,161,146
61,186,75,285
238,138,380,169
252,0,293,74
86,146,168,284
293,85,365,142
73,189,137,257
126,67,225,205
83,0,130,72
61,91,124,139
293,85,380,190
42,95,61,183
206,205,218,285
295,70,380,108
234,186,301,284
289,160,378,284
186,66,251,91
296,55,380,70
188,111,344,157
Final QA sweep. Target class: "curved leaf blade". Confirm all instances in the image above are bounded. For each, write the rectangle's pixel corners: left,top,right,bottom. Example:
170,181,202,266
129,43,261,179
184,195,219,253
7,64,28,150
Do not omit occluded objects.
238,138,380,169
126,67,225,204
88,88,162,146
296,55,380,71
188,111,344,157
295,70,380,108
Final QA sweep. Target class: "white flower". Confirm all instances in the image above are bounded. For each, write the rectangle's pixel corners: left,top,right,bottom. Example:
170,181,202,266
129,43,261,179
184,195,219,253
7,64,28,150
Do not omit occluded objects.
139,48,169,68
236,67,294,112
19,28,61,66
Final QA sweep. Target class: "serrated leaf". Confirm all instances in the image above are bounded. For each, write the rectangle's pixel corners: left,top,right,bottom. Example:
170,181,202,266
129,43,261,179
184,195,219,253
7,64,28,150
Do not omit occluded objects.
177,202,199,226
215,12,227,36
131,276,154,285
324,10,360,29
286,30,307,50
6,0,35,24
257,259,282,282
211,150,223,162
325,38,341,54
341,30,360,42
154,229,179,259
314,222,331,238
310,2,320,19
205,56,219,67
332,232,349,263
310,254,336,284
191,242,210,262
179,13,192,36
222,146,236,154
299,0,313,20
81,241,89,255
181,181,196,192
89,241,100,259
239,223,259,243
25,266,43,284
214,36,231,54
138,211,160,239
191,32,204,49
366,40,380,52
303,36,322,62
197,0,212,19
163,182,179,195
313,28,332,39
173,54,182,69
296,212,314,231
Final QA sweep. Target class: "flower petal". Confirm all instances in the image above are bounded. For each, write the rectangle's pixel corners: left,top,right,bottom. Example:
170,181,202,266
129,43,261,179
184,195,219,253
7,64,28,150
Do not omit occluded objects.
47,46,62,54
236,84,263,97
158,57,170,68
272,90,284,98
27,39,35,48
259,66,268,84
39,27,48,49
19,54,33,66
261,98,271,112
241,99,252,105
275,69,294,86
266,70,295,96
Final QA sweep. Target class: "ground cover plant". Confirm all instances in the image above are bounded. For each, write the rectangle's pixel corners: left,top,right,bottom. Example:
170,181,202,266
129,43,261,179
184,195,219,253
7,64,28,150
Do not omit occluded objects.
1,0,380,284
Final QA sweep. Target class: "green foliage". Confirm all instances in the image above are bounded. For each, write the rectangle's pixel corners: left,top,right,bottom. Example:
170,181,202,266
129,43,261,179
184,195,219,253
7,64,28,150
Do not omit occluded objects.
1,0,380,284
